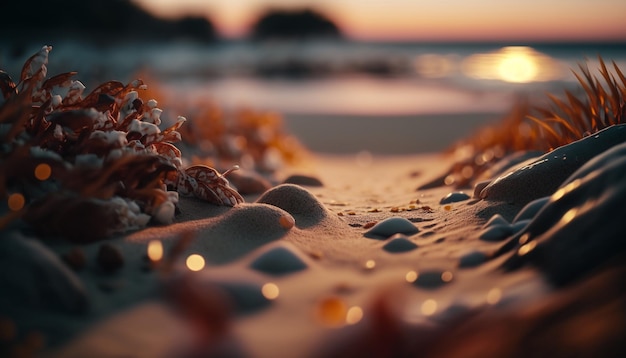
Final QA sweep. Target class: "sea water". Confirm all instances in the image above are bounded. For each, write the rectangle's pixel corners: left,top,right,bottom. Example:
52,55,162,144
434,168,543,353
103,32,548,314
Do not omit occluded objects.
1,40,624,116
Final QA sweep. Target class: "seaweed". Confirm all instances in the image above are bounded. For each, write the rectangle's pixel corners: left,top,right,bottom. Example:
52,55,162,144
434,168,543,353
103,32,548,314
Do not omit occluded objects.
0,46,245,240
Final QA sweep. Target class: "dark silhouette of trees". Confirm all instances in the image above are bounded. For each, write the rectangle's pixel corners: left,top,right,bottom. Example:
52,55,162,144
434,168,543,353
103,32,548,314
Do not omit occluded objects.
1,0,216,44
251,8,342,40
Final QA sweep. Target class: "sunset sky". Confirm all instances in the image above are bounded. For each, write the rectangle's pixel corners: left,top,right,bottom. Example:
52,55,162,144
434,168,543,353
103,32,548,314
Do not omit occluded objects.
133,0,626,41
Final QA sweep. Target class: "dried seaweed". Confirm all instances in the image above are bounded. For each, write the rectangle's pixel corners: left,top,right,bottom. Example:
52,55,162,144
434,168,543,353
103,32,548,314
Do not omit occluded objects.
0,46,245,240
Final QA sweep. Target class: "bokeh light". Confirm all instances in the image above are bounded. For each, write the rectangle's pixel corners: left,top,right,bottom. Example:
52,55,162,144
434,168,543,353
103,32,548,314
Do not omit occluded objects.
186,254,205,271
147,240,164,262
34,163,52,181
405,270,418,282
7,193,25,211
346,306,363,325
317,296,347,327
486,288,502,305
262,282,280,300
421,299,438,316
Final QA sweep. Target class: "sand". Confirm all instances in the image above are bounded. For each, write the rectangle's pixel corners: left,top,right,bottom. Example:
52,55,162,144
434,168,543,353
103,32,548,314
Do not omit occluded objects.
3,110,626,357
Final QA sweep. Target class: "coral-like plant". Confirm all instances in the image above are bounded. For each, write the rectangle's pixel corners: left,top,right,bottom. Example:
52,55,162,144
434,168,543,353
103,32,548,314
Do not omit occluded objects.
434,59,626,189
0,46,244,241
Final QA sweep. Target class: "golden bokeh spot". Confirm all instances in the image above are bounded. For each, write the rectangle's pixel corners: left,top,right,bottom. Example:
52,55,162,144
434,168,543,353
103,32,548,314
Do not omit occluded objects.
518,233,530,245
34,163,52,181
518,241,537,256
486,288,502,305
7,193,25,211
560,208,578,225
441,271,453,282
421,299,438,316
147,240,163,262
317,296,347,327
405,270,418,283
346,306,364,325
262,283,280,300
186,254,205,271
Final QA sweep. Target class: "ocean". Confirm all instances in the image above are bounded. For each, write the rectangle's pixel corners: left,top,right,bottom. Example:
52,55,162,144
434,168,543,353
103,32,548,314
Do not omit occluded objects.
1,40,625,117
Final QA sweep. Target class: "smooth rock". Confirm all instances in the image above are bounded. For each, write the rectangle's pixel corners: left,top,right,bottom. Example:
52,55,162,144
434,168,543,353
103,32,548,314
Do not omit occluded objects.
459,251,488,268
412,271,453,289
480,124,626,205
478,225,513,242
500,154,626,286
482,214,509,229
250,246,308,276
216,281,272,314
0,231,89,314
510,220,530,234
364,217,419,239
439,191,470,204
513,197,550,223
382,235,418,253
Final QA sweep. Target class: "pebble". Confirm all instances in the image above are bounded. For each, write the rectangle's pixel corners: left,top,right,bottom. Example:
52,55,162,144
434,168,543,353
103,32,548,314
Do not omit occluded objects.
439,191,470,204
478,225,513,242
382,235,419,253
512,197,550,223
510,220,530,234
216,281,272,314
479,124,626,205
364,216,419,239
97,243,124,273
412,270,454,289
458,251,488,268
0,231,89,313
250,246,308,276
482,214,509,229
282,174,324,187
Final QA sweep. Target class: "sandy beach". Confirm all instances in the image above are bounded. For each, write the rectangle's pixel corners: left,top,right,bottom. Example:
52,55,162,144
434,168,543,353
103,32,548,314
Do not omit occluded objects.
2,46,626,358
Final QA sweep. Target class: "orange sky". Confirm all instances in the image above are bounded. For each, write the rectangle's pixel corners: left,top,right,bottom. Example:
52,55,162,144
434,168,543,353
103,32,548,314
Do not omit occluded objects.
133,0,626,41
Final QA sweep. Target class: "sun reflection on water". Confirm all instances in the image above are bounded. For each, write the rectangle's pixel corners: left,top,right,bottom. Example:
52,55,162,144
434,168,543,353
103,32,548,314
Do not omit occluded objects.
462,46,563,83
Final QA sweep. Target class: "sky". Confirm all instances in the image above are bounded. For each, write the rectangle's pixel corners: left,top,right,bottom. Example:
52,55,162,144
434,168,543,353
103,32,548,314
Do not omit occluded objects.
133,0,626,42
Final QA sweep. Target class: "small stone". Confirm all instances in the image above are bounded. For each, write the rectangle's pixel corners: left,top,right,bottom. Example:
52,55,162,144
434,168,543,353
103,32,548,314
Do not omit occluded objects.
510,220,530,234
97,243,124,273
459,251,487,268
439,191,470,204
412,270,453,289
382,235,418,253
61,247,86,271
478,225,513,242
282,174,323,187
217,281,272,314
364,217,420,239
250,246,308,276
482,214,509,229
513,197,550,223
